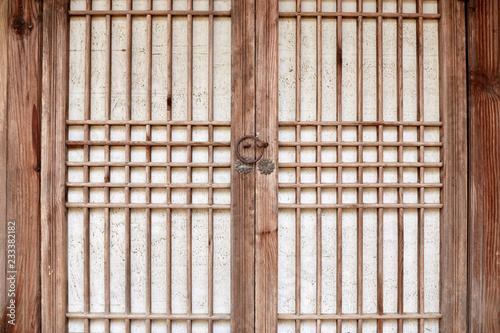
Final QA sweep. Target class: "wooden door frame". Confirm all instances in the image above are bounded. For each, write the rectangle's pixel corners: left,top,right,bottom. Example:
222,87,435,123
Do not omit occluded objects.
37,0,468,332
467,0,500,331
439,0,468,331
0,0,43,331
230,0,256,331
231,0,470,331
254,0,279,332
41,0,69,331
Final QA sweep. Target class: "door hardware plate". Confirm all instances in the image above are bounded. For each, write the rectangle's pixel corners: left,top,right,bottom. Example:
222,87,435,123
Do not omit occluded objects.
257,158,275,175
235,159,253,174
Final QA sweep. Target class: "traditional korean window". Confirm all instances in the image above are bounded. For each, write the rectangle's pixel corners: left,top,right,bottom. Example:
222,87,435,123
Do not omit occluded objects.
41,0,467,332
276,0,443,331
63,0,232,332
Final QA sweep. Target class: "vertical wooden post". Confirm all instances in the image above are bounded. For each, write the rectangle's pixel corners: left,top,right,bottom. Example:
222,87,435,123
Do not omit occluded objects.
41,0,69,332
231,0,256,331
468,1,500,332
439,0,468,332
255,0,279,332
0,0,43,331
0,0,9,327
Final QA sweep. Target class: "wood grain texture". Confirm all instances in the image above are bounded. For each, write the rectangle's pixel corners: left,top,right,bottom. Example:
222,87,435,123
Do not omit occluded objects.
376,2,384,330
4,1,474,332
295,3,302,331
208,3,215,331
0,0,9,328
1,0,44,331
396,2,404,329
104,2,112,332
335,3,343,330
439,0,468,332
468,0,500,331
41,0,69,332
317,2,324,331
187,4,194,332
356,2,364,330
416,2,425,332
255,0,279,332
231,0,256,331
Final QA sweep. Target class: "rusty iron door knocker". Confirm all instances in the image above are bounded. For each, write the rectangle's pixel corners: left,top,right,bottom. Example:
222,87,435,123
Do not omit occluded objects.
235,135,268,164
235,135,275,175
235,135,276,174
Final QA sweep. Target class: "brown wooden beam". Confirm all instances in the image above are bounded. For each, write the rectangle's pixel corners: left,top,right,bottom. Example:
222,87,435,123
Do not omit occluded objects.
231,0,256,331
468,1,500,332
439,0,468,331
40,0,69,332
0,0,9,327
254,0,279,332
0,0,43,331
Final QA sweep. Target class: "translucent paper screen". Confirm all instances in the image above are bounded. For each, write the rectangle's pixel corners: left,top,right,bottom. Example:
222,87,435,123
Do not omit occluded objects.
277,0,441,332
67,1,232,332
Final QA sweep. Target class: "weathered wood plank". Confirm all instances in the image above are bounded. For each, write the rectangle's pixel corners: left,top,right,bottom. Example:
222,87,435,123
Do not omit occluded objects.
439,0,468,332
231,0,256,331
255,0,279,332
0,0,9,327
468,1,500,332
41,0,69,332
1,0,44,331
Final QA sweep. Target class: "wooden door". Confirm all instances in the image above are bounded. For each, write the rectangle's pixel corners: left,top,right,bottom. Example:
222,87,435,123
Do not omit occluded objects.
40,0,467,332
45,1,235,332
235,0,468,332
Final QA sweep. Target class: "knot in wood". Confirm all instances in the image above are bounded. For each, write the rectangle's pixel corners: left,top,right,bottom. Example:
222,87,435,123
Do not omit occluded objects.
13,15,26,34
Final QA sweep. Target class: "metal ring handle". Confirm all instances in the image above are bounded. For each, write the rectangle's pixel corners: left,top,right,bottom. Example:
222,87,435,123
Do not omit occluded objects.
235,135,268,164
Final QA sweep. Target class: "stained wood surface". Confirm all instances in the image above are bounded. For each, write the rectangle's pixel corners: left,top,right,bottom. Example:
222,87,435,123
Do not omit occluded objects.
0,0,9,328
439,0,468,332
468,1,500,332
255,0,279,332
40,0,69,331
0,0,43,331
0,1,480,332
231,0,256,331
